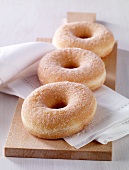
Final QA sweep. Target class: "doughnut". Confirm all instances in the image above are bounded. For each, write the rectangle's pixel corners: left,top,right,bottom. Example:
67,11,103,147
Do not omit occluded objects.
21,81,97,139
38,48,106,91
52,22,115,58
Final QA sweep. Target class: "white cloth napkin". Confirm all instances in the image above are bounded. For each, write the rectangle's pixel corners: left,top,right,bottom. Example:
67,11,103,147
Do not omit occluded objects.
0,42,55,90
96,120,129,144
65,86,129,148
0,42,129,148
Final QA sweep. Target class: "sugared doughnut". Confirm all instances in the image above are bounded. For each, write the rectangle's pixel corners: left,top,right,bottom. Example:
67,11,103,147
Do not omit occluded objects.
52,22,115,58
21,81,97,139
38,48,106,91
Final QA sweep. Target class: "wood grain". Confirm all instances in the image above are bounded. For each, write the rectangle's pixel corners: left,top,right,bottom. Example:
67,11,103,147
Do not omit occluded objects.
102,42,117,90
67,12,96,23
5,98,112,160
36,38,52,43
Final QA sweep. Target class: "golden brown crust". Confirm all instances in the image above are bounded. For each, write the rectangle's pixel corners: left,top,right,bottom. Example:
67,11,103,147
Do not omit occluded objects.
52,22,115,58
38,48,106,91
21,82,97,139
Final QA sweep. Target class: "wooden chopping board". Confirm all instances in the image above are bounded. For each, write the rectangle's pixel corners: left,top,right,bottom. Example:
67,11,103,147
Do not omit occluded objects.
4,12,117,161
5,98,112,160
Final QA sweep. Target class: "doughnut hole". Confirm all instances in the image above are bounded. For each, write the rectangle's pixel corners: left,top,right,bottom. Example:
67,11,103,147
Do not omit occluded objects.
41,89,68,110
59,50,81,69
77,31,92,39
72,26,93,39
78,35,91,39
76,33,92,39
63,61,80,69
49,100,67,109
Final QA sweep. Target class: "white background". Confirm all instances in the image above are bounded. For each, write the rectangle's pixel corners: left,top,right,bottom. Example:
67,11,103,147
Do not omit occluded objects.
0,0,129,169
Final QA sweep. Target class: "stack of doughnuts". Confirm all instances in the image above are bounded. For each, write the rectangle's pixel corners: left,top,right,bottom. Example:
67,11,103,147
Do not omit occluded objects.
21,21,115,139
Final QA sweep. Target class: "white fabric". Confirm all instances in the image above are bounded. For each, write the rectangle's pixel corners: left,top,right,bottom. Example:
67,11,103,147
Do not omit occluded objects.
65,86,129,148
0,42,55,89
0,42,129,148
96,120,129,144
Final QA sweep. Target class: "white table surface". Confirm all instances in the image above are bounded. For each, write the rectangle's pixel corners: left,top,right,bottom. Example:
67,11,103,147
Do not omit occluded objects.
0,0,129,169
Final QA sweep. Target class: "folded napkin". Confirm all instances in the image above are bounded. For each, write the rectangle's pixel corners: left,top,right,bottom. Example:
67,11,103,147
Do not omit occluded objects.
0,42,55,90
1,42,129,148
65,86,129,148
96,120,129,144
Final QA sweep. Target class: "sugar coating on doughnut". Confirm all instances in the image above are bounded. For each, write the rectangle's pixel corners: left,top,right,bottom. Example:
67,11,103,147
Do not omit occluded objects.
21,81,97,139
52,22,115,58
38,48,106,91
